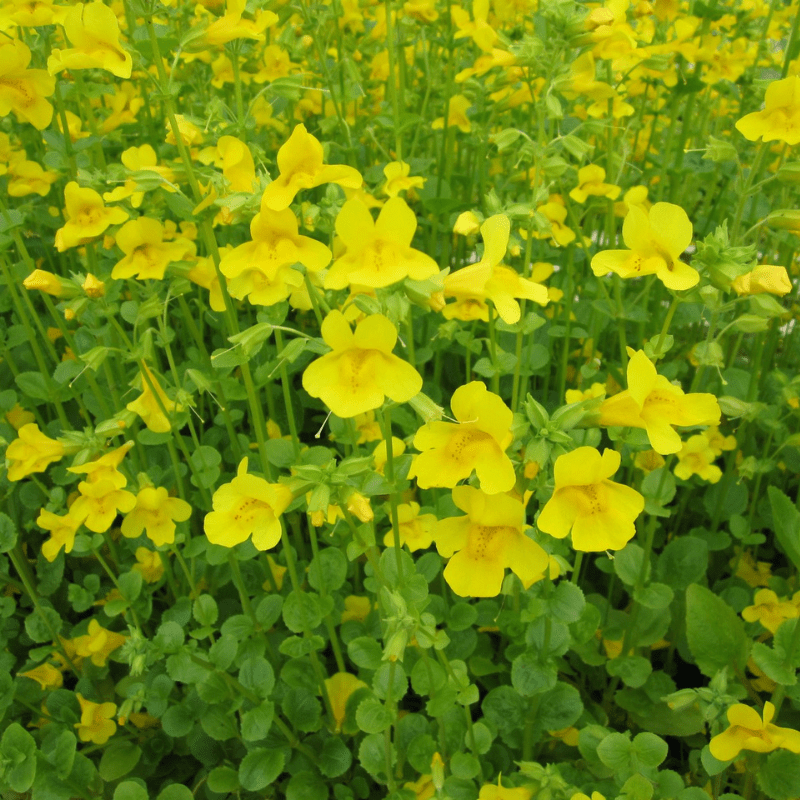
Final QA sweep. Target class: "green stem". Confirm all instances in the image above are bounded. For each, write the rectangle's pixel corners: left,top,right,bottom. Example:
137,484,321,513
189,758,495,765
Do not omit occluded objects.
382,407,405,583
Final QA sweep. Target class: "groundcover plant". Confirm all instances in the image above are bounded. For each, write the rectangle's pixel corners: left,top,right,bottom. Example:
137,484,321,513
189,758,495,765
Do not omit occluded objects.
2,0,800,798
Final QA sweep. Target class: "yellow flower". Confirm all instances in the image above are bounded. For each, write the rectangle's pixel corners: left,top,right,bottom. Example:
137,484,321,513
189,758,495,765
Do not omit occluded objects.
709,702,800,761
7,159,58,197
82,273,106,298
324,672,367,732
453,211,482,236
371,437,406,474
634,449,665,474
325,197,438,289
204,457,293,550
220,207,331,305
732,549,771,588
435,486,550,597
55,181,128,252
527,202,576,247
103,144,177,207
132,547,164,583
5,423,65,481
48,1,131,78
674,434,722,483
341,595,373,623
451,0,498,52
431,94,473,132
261,124,362,211
742,589,798,634
382,161,426,198
126,364,184,433
736,76,800,145
569,164,621,204
70,480,136,533
37,510,82,562
67,441,133,489
565,382,606,403
73,620,127,667
263,554,287,592
302,311,423,418
201,0,276,45
704,426,737,456
614,185,651,217
5,405,35,431
75,694,117,744
346,490,373,523
444,215,548,324
591,202,699,290
404,774,436,800
121,487,192,546
732,265,793,297
22,269,64,297
112,218,191,281
20,662,63,690
599,350,720,454
0,38,55,130
537,447,645,552
204,135,258,193
409,381,516,495
382,502,437,552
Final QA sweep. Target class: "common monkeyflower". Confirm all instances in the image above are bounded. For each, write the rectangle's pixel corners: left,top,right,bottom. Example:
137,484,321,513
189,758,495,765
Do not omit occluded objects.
220,207,331,305
478,783,532,800
204,457,293,550
20,662,63,690
23,269,65,297
73,620,127,667
38,510,82,562
432,94,473,132
201,0,276,45
451,0,498,51
409,381,516,495
70,480,136,533
67,441,133,489
383,161,426,197
75,694,117,744
674,433,723,483
569,164,621,204
132,548,164,583
261,124,362,211
126,365,184,433
382,502,437,552
112,217,192,281
742,589,798,634
302,311,423,418
48,1,132,79
121,486,192,546
434,486,550,598
732,265,792,297
7,159,58,197
325,197,438,289
537,447,645,552
103,144,177,207
709,702,800,761
443,215,548,324
200,135,258,193
6,423,65,481
598,349,721,455
0,38,55,130
55,182,128,252
591,202,699,290
324,672,368,732
735,76,800,145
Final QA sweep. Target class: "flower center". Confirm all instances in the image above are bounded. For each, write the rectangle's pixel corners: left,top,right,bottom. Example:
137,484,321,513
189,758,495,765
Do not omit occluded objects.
444,427,493,465
570,483,609,516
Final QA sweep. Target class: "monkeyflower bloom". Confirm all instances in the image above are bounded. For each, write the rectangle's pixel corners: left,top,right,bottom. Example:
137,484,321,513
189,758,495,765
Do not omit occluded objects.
742,589,799,634
132,548,164,583
199,135,258,193
75,694,117,744
201,0,277,45
732,265,792,297
435,486,550,597
452,0,497,51
55,182,128,252
325,197,438,289
70,480,136,533
409,381,516,494
537,447,645,552
382,502,437,552
735,76,800,145
591,202,699,290
6,424,65,481
0,39,55,130
126,365,184,433
569,165,621,204
103,145,177,207
383,161,426,197
261,124,362,211
220,207,331,305
372,437,406,474
598,350,721,455
112,218,192,281
528,201,576,247
479,782,532,800
432,94,473,132
7,159,59,197
302,311,423,418
20,662,63,690
444,215,548,324
23,269,65,297
121,487,192,546
48,1,132,79
204,458,292,550
709,702,800,761
5,405,35,431
74,620,127,667
325,672,368,732
38,510,82,562
674,432,725,483
68,441,133,489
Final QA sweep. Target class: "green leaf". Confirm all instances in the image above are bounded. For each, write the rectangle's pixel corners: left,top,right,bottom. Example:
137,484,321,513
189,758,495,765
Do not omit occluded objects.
286,770,328,800
114,782,149,800
536,682,583,731
634,583,674,610
758,751,800,800
511,652,557,697
161,704,195,738
207,766,240,793
656,537,708,591
685,583,749,677
633,732,668,767
283,590,323,633
239,748,284,791
1,723,36,792
606,656,653,688
319,736,353,778
0,513,17,553
348,636,383,670
156,786,194,800
597,732,633,770
193,594,219,627
99,742,141,782
356,697,393,734
615,544,647,586
282,687,321,732
238,658,276,699
768,487,800,573
548,581,585,624
308,547,348,593
241,700,275,742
